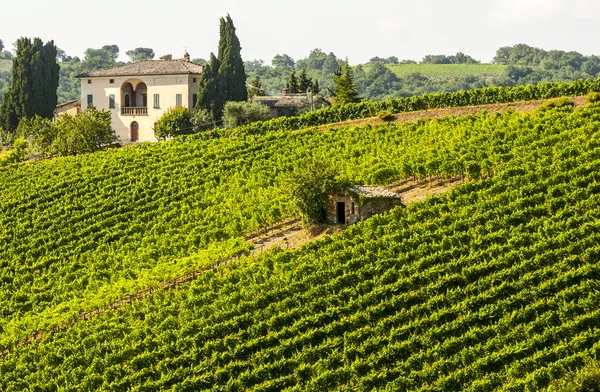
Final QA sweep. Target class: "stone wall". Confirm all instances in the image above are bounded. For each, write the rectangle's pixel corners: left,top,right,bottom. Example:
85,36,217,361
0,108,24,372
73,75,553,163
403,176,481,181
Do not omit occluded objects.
325,192,403,225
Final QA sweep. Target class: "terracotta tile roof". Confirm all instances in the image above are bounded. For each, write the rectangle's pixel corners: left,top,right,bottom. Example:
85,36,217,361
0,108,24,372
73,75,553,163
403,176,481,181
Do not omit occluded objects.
349,186,400,198
77,60,204,78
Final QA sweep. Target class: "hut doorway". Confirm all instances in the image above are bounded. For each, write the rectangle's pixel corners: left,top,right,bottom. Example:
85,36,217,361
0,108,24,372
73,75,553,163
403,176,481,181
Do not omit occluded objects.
336,202,346,224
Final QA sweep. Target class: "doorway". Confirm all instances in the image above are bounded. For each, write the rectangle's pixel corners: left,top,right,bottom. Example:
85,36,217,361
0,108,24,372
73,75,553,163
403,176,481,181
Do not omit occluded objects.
336,202,346,224
130,121,139,142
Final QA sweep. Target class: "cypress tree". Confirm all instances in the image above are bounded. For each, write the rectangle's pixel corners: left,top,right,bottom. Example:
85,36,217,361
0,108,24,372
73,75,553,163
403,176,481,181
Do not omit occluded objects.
332,61,360,106
298,69,312,93
197,53,224,118
0,37,59,133
286,70,299,93
214,15,247,119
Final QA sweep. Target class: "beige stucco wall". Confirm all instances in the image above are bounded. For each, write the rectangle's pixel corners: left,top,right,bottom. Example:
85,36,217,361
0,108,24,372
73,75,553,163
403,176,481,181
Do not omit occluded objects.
80,74,199,142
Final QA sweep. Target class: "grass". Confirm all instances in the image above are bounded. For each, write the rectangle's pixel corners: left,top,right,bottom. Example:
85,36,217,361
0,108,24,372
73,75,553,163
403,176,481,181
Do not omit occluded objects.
361,63,507,78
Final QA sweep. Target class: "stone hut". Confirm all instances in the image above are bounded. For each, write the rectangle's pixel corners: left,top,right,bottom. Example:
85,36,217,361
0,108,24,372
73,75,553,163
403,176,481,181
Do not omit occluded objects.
326,186,403,225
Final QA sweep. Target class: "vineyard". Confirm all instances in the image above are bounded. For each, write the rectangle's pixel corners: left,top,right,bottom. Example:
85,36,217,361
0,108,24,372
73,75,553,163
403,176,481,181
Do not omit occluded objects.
362,63,507,79
0,102,546,349
1,102,600,390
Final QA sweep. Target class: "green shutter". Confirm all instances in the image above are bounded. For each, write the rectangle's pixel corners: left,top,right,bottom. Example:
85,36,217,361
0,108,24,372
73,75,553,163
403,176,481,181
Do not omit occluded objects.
176,94,182,107
109,94,115,109
153,94,160,108
87,94,93,105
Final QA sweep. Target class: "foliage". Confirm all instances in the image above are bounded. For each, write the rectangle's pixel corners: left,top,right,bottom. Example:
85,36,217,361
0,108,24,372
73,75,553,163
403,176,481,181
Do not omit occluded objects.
0,37,59,133
52,105,116,155
154,106,193,140
331,61,361,105
192,108,215,132
217,15,247,106
196,53,223,118
248,76,264,98
1,105,600,390
541,96,574,110
586,92,600,103
15,115,57,158
214,76,600,138
222,100,270,128
548,361,600,392
0,137,27,163
377,110,395,121
285,160,344,224
125,47,155,62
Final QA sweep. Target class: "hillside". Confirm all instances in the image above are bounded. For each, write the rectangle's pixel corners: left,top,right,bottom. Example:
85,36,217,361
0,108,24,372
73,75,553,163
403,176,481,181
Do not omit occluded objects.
0,59,10,73
362,63,507,79
1,102,600,389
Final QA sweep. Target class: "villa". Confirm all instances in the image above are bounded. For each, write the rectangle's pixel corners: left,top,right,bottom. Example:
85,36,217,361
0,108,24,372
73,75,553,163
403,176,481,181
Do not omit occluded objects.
78,52,203,142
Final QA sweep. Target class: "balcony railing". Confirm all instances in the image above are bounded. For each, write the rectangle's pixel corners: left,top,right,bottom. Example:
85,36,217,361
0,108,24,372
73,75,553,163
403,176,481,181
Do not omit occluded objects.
121,107,148,116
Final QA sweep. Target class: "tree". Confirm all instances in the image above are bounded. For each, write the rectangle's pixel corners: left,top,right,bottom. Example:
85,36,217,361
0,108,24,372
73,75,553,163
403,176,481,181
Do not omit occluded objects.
192,108,215,132
0,40,3,53
331,61,360,105
0,37,59,133
298,69,312,92
286,70,299,93
272,54,295,69
102,45,120,61
248,76,264,98
126,47,155,63
154,106,193,140
196,53,222,118
285,160,344,225
222,101,270,128
218,15,247,104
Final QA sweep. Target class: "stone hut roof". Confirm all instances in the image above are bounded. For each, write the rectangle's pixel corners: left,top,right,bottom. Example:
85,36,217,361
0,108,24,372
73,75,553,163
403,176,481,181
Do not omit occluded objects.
77,60,204,78
349,186,400,198
253,95,315,109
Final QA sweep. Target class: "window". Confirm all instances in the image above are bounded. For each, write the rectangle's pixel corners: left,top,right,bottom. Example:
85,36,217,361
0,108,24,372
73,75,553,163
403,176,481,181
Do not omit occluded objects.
175,94,182,107
87,79,92,84
108,94,115,108
192,94,198,108
153,94,160,108
351,202,355,215
193,77,197,83
87,94,93,105
109,79,115,84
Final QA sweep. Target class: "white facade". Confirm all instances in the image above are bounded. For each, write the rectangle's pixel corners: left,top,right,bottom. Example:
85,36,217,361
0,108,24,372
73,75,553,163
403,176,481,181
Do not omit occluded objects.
79,60,202,142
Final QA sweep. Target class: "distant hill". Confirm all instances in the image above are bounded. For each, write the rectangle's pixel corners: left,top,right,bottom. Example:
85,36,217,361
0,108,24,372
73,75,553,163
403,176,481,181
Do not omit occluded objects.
362,63,507,79
0,59,10,73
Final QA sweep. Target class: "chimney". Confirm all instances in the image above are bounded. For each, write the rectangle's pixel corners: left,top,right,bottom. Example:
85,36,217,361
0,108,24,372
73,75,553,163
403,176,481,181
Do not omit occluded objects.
183,51,190,62
282,88,289,96
160,54,172,61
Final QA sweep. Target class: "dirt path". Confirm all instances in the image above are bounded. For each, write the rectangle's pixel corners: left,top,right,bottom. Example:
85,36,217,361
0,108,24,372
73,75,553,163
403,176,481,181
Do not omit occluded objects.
318,95,588,131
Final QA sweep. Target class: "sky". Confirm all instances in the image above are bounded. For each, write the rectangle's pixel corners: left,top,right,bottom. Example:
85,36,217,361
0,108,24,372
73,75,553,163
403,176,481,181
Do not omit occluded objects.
1,0,600,64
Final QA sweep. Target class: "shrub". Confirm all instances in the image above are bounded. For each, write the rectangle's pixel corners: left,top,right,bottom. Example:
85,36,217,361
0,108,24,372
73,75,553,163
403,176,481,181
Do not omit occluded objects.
154,106,193,140
586,92,600,103
377,110,395,121
192,109,215,132
222,101,271,129
1,137,28,163
541,97,574,110
52,106,116,156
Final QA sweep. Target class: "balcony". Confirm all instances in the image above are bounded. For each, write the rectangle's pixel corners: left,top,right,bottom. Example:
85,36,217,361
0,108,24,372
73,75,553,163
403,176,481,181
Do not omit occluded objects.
121,107,148,116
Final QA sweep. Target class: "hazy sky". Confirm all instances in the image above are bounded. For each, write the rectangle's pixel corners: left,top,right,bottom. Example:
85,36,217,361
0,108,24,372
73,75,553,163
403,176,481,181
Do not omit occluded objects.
2,0,599,64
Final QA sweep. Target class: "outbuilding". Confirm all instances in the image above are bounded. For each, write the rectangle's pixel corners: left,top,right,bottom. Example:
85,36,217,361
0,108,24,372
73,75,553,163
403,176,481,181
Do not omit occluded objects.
326,186,403,225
